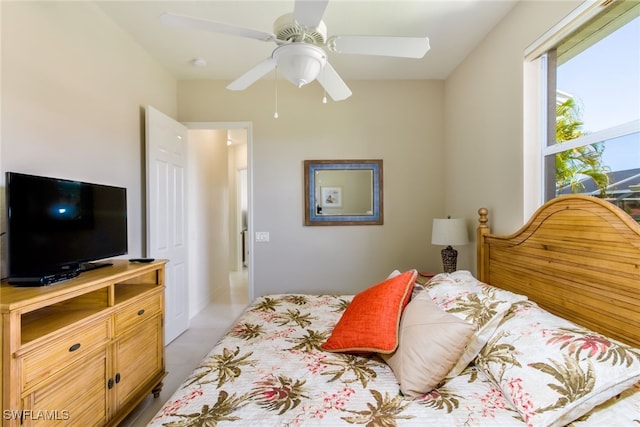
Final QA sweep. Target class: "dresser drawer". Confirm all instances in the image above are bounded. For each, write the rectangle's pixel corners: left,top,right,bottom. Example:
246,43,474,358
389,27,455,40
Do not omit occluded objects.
115,292,162,335
22,318,110,391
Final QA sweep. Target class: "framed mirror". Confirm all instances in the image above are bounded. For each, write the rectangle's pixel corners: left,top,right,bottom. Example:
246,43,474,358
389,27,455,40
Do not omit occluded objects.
304,159,383,226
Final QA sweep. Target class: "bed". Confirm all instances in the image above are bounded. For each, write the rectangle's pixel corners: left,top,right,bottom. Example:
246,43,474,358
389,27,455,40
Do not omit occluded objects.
148,195,640,426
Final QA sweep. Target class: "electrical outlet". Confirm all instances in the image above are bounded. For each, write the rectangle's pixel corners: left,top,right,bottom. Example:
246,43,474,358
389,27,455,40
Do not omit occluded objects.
255,231,270,242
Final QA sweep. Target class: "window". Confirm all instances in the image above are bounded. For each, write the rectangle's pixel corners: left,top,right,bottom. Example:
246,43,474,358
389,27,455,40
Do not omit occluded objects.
532,0,640,222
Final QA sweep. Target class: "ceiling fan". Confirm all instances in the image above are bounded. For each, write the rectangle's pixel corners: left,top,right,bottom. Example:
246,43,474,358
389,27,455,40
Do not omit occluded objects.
160,0,429,101
160,0,430,101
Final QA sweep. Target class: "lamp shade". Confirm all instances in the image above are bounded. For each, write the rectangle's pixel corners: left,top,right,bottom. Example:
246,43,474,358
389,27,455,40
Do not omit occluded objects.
431,218,469,246
273,44,327,88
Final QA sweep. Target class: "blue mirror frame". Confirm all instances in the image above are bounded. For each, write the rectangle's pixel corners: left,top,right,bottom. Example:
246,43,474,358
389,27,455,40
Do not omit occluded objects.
304,159,383,226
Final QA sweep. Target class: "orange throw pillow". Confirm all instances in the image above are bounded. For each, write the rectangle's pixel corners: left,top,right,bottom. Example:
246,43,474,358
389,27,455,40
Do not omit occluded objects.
321,269,417,354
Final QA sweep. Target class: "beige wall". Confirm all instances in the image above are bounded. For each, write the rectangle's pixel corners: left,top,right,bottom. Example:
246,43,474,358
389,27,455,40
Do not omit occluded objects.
187,129,230,315
444,0,582,270
178,79,446,295
0,0,587,301
0,1,176,274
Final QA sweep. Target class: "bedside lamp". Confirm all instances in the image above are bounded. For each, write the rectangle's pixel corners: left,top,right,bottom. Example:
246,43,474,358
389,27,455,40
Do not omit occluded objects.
431,217,469,273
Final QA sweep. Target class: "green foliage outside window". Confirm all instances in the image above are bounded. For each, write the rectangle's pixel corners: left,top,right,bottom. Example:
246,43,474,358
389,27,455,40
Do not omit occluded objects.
555,98,610,197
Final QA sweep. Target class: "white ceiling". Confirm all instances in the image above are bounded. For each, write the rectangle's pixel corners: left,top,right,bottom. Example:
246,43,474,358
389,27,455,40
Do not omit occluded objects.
96,0,519,82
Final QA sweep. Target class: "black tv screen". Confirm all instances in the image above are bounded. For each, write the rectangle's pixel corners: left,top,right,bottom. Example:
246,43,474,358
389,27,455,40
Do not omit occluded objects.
6,172,128,285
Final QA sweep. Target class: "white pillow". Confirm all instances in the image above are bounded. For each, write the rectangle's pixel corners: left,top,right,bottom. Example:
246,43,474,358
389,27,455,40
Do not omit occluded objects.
474,300,640,427
426,270,528,377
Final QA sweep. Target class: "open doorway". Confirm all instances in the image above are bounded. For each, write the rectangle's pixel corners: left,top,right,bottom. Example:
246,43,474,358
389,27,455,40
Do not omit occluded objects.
237,167,248,271
226,128,249,306
185,122,252,318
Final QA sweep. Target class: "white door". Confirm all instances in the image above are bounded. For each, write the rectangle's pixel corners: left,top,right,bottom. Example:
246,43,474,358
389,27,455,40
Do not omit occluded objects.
146,106,189,344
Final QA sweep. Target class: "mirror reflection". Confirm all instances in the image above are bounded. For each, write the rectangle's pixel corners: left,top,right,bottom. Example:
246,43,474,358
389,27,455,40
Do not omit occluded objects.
315,169,373,215
304,160,383,226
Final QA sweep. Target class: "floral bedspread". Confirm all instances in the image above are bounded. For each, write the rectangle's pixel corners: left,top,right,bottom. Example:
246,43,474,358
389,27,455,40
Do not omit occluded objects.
148,294,640,426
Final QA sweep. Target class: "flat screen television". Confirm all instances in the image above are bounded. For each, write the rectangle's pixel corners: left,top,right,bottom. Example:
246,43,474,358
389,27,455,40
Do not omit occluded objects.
6,172,128,286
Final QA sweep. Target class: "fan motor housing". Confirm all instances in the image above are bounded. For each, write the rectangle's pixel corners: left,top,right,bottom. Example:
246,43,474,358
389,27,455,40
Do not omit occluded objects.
274,13,327,44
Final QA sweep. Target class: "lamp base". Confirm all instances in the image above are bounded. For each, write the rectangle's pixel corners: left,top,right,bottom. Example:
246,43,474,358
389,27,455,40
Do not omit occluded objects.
441,245,458,273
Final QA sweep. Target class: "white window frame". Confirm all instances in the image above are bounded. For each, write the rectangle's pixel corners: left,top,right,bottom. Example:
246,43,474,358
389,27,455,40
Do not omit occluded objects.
543,120,640,157
523,0,640,220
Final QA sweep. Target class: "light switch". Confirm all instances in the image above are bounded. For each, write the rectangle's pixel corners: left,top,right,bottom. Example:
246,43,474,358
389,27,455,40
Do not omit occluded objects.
255,231,270,242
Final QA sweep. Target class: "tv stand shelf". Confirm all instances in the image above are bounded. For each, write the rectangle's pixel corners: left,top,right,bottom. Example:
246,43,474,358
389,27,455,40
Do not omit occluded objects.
0,259,167,426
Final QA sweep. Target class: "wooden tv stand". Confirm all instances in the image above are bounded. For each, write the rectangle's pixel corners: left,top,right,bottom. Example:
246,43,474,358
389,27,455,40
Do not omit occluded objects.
0,259,167,426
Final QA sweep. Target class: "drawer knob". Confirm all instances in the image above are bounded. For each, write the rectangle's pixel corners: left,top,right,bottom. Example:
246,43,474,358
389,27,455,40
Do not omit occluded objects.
115,373,121,384
69,343,81,352
137,309,145,316
108,378,114,389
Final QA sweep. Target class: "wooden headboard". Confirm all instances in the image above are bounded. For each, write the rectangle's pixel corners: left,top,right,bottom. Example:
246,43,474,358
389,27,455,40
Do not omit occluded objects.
476,195,640,348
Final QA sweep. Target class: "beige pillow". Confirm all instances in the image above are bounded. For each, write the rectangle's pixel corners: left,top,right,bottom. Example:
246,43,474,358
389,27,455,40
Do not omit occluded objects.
381,293,476,398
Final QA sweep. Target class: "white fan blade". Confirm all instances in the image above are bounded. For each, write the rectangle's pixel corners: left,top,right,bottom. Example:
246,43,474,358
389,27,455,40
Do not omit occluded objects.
160,12,275,42
227,58,277,91
316,62,352,101
328,36,430,58
294,0,329,28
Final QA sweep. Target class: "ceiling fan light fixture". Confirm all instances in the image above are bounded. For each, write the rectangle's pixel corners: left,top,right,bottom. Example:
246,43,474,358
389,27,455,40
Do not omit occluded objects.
272,44,327,88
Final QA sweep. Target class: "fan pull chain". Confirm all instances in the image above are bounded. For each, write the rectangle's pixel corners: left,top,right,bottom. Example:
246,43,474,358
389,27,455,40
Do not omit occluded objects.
273,68,279,119
321,66,327,104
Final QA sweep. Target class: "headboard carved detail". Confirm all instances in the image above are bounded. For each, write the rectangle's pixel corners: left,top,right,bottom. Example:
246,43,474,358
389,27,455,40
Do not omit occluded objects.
476,195,640,347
